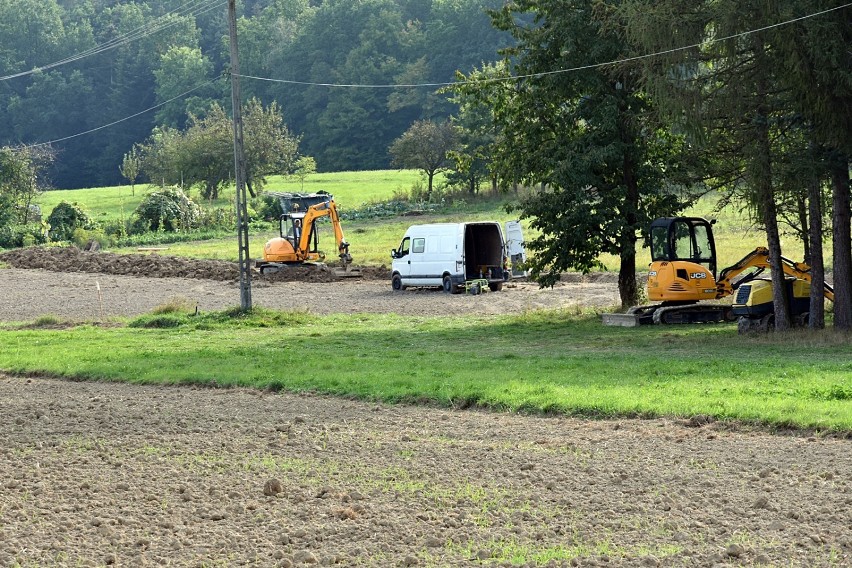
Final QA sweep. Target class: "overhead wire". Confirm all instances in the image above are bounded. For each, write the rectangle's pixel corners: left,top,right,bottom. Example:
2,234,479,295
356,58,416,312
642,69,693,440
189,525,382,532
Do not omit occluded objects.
16,1,852,148
0,0,226,82
238,2,852,89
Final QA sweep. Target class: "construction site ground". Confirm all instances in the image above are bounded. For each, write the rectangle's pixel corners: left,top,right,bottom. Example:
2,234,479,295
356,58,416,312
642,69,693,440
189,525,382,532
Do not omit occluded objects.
1,246,850,567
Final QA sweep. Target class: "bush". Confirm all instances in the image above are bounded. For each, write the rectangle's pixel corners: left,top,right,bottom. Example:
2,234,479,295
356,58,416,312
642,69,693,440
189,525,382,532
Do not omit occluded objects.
198,207,236,231
47,201,93,242
0,222,49,249
102,219,129,239
131,186,200,234
257,194,284,221
72,227,111,249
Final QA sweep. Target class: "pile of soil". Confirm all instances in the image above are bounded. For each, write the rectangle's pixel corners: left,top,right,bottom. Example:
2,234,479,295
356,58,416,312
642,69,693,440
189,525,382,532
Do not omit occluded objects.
0,246,388,283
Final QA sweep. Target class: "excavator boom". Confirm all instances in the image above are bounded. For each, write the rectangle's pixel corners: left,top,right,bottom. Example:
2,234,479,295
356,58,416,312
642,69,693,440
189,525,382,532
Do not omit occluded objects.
715,247,834,302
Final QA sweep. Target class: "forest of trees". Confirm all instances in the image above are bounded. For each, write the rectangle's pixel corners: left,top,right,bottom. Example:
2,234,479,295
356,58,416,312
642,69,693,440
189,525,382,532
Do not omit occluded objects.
0,0,510,188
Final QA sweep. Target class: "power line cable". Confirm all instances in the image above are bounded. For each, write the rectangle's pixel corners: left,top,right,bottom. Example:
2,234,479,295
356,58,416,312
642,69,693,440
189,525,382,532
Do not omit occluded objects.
238,2,851,89
28,77,222,148
15,1,851,148
0,0,225,82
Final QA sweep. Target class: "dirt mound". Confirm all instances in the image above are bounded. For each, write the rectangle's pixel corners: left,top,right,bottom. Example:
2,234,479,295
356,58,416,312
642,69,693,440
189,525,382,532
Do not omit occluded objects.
0,246,388,283
1,246,241,281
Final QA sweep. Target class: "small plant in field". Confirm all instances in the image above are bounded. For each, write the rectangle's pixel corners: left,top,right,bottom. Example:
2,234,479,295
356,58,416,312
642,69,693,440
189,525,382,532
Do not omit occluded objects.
151,297,197,315
27,315,63,328
129,313,187,329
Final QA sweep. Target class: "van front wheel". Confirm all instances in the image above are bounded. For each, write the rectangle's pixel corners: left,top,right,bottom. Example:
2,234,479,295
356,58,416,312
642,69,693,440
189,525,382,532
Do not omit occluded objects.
442,275,454,294
391,274,403,291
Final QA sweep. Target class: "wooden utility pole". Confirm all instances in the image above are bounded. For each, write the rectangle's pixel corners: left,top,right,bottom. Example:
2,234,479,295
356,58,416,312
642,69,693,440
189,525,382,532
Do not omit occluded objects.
227,0,252,312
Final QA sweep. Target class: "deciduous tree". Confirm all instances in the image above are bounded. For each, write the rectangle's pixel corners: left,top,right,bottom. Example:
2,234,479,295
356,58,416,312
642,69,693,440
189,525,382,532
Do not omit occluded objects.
389,120,458,201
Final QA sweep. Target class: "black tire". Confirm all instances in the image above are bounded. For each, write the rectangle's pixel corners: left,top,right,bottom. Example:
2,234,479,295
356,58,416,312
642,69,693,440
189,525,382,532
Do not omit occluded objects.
470,284,481,295
488,281,503,292
391,274,403,291
442,275,454,294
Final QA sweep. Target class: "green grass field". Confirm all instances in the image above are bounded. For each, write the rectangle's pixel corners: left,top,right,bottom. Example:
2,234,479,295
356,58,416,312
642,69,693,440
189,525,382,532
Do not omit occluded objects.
2,309,850,431
37,171,817,271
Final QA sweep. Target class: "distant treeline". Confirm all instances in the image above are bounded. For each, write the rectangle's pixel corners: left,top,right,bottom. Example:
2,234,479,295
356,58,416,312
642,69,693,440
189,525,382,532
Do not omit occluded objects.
0,0,510,188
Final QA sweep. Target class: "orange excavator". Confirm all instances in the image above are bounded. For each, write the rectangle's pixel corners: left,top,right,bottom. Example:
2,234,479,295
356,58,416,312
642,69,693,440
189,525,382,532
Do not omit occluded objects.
256,193,357,277
603,217,834,330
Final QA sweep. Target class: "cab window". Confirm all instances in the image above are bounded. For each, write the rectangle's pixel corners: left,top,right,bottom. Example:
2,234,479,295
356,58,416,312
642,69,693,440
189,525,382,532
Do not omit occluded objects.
412,237,426,254
396,237,410,258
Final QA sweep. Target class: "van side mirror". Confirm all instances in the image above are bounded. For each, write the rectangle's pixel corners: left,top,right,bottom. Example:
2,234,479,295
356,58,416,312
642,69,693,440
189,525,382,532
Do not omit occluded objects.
391,249,397,258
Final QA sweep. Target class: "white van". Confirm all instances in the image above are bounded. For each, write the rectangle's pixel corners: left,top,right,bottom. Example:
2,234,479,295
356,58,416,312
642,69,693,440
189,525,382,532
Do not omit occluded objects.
390,222,513,293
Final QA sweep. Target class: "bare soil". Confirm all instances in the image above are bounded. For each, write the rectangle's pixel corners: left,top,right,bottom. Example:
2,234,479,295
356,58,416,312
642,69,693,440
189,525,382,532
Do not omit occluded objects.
1,247,850,567
0,247,619,320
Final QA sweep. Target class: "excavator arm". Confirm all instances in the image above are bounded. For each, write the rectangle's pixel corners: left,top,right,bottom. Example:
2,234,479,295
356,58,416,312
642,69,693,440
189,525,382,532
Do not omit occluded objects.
297,200,352,267
716,247,834,302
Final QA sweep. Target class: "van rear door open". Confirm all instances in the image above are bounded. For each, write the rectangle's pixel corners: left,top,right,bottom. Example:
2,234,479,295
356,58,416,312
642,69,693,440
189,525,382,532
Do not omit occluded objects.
505,221,527,277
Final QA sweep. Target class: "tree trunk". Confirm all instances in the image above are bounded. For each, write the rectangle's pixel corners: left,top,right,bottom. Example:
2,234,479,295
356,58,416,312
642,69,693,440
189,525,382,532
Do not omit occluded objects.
798,195,810,264
831,158,852,330
617,90,640,309
753,37,791,331
426,171,434,201
808,173,825,329
618,245,638,308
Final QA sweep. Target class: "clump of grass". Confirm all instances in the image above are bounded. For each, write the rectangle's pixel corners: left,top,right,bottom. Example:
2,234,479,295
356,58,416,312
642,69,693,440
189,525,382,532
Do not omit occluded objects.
32,315,62,327
129,305,312,330
129,313,187,329
151,296,197,315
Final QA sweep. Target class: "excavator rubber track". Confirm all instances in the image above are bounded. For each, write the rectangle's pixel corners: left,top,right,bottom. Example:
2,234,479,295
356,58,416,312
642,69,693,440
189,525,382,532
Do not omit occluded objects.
602,303,735,326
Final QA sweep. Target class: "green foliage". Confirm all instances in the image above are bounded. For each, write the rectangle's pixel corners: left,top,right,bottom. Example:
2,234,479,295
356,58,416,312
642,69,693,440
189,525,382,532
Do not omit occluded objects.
119,146,142,196
71,227,110,249
3,1,508,189
131,186,200,234
0,222,48,249
467,1,692,307
139,100,299,201
46,201,93,242
0,145,52,224
290,156,317,190
153,45,215,128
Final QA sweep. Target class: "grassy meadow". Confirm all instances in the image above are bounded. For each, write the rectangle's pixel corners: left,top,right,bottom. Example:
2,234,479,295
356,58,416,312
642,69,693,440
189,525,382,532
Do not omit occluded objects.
15,171,849,433
1,309,850,431
38,170,816,270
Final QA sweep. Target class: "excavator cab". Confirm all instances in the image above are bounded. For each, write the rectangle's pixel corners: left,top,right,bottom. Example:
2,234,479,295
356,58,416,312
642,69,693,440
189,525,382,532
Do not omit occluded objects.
650,217,717,277
647,217,719,303
281,212,319,254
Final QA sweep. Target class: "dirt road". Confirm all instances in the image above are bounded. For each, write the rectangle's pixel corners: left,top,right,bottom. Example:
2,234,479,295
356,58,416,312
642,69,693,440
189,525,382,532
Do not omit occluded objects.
0,247,620,321
1,248,850,567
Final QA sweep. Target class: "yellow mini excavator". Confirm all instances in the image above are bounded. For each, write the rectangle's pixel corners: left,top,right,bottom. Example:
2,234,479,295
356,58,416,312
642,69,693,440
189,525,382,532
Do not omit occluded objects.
256,192,358,277
602,216,834,330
